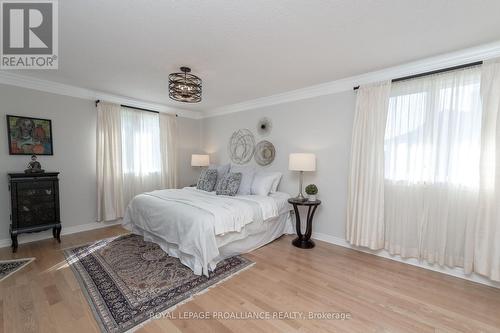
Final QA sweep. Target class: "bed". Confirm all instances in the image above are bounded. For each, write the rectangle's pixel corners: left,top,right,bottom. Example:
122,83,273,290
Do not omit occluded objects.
122,187,293,276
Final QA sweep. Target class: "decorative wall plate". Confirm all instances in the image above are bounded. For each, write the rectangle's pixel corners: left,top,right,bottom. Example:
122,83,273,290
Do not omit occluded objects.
228,129,255,164
257,117,272,136
254,140,276,166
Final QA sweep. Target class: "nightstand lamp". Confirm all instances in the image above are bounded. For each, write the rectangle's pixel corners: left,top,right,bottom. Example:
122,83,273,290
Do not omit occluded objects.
191,154,209,168
289,153,316,201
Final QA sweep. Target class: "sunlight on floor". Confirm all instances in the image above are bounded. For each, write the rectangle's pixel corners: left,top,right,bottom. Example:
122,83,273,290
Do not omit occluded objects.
43,237,115,273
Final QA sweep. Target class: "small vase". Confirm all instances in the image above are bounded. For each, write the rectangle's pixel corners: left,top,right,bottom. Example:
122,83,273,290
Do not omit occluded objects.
308,195,316,201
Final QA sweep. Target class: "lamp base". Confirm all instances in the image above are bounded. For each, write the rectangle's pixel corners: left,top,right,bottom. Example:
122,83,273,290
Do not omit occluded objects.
294,171,308,202
294,192,308,202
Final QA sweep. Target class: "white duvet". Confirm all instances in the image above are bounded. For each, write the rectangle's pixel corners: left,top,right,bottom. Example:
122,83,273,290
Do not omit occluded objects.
122,187,280,276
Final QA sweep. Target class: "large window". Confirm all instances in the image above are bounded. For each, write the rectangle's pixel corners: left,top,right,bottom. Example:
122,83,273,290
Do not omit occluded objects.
384,67,482,188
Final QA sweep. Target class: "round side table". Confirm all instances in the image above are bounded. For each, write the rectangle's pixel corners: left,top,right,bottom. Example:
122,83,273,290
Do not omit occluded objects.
288,198,321,249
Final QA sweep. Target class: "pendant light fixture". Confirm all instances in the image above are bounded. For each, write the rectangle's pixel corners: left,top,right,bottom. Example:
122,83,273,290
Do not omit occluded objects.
168,66,202,103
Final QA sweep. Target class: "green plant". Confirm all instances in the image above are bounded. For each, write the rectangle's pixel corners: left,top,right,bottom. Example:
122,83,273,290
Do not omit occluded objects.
305,184,318,195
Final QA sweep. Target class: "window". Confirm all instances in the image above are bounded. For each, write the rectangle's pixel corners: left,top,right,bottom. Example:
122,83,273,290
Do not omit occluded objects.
384,67,482,188
120,107,163,205
121,107,162,176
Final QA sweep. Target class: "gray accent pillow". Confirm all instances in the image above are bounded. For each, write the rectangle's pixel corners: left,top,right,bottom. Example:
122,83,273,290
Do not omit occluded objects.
209,163,230,189
215,172,242,196
196,169,217,192
230,165,256,195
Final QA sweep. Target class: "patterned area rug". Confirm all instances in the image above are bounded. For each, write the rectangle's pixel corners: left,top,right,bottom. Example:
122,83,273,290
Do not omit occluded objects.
64,234,254,333
0,258,35,282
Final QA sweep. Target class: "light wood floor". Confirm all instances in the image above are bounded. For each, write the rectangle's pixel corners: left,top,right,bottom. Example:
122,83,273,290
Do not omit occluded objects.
1,226,500,333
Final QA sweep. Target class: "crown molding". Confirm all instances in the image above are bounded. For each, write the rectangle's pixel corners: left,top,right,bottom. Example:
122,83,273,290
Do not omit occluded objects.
203,40,500,118
2,40,500,120
0,71,202,119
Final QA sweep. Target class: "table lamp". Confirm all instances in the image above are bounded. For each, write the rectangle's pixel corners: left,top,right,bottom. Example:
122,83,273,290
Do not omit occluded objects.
289,153,316,201
191,154,209,168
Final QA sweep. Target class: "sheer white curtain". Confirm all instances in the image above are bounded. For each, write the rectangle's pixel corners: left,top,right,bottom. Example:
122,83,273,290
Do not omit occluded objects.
159,113,178,189
348,63,500,281
347,81,391,249
97,103,178,222
97,102,124,222
121,107,163,205
384,66,482,268
475,59,500,281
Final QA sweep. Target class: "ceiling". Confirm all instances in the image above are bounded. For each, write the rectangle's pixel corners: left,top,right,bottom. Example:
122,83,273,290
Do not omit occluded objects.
12,0,500,113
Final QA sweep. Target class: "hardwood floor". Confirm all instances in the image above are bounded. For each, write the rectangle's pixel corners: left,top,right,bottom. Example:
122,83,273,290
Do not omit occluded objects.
1,225,499,333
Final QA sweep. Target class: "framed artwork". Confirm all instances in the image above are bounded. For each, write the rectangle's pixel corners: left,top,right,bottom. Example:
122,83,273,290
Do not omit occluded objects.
6,115,53,155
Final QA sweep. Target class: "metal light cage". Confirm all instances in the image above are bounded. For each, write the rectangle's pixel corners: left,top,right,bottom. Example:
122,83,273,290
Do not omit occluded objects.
168,67,202,103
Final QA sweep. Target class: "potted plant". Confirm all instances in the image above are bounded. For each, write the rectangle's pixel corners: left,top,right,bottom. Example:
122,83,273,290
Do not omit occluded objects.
305,184,318,201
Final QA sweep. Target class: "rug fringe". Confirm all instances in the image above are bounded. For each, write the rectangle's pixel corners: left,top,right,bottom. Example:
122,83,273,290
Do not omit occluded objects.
124,261,256,333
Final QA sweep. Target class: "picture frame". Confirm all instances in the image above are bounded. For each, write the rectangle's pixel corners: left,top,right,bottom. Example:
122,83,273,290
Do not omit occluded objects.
6,115,54,155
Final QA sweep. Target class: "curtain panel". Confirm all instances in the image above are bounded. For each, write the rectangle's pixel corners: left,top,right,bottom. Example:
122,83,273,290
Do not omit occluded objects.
97,102,124,222
159,113,178,189
475,59,500,281
347,81,391,250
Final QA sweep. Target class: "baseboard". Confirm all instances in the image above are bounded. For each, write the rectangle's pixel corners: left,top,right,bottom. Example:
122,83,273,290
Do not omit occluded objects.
0,220,122,248
311,232,500,289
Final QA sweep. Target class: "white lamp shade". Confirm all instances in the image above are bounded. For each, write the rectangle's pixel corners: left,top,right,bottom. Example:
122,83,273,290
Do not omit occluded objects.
191,154,210,167
289,153,316,171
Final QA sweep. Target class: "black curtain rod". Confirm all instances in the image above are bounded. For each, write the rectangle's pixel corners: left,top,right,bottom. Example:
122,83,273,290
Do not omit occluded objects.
353,61,483,91
95,100,178,117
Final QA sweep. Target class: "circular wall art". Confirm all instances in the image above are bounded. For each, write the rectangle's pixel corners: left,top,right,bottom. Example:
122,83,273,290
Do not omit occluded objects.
257,117,272,136
228,129,255,164
254,140,276,166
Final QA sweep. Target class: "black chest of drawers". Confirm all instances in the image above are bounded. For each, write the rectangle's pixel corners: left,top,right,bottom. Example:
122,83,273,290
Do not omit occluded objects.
8,172,61,252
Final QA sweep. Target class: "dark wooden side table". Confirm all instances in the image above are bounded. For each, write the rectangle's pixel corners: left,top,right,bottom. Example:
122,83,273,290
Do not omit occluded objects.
288,198,321,249
8,172,61,252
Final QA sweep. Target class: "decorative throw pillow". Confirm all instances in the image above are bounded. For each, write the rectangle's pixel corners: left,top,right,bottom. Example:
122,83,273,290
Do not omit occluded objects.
209,163,230,189
229,165,255,195
216,172,242,196
196,169,217,192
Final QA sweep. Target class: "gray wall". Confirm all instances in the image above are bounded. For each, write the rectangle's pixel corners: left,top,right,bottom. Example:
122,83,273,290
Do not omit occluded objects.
202,91,356,238
0,84,201,243
177,116,203,188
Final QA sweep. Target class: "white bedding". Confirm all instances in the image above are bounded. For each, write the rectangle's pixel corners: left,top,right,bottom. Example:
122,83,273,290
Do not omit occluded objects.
122,187,292,276
145,187,259,235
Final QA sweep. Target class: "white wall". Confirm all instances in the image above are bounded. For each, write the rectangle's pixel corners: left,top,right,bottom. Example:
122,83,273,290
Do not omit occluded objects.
202,91,356,238
0,84,200,243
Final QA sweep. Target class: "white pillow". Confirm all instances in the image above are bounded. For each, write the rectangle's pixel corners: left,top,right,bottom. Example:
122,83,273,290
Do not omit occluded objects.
268,172,283,192
230,165,255,195
252,171,282,193
251,172,277,196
